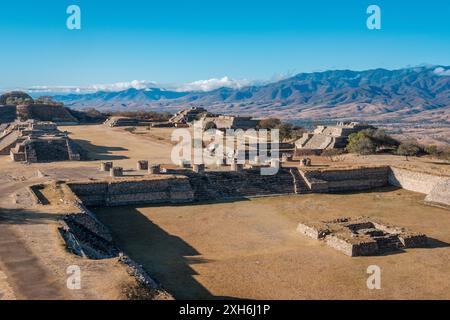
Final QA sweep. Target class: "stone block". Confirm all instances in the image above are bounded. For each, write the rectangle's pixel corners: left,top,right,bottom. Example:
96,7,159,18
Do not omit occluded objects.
193,164,205,174
100,162,113,172
137,160,149,170
110,167,123,177
148,164,161,174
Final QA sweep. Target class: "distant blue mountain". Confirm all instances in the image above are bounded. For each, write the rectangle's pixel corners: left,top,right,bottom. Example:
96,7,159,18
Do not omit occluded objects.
53,66,450,122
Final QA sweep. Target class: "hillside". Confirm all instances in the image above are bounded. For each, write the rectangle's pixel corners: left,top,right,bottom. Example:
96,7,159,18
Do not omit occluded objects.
54,66,450,123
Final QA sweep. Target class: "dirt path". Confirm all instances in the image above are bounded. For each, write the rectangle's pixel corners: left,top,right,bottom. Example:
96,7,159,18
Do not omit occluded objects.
0,223,70,300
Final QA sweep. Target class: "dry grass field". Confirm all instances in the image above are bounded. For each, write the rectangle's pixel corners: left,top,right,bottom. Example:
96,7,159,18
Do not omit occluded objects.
1,123,449,300
94,190,450,300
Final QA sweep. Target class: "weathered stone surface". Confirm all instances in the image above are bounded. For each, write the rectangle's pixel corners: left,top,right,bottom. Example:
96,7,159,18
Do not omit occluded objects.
2,120,84,162
398,233,428,248
296,222,329,239
388,167,447,195
137,160,149,170
110,167,123,177
67,176,195,206
425,179,450,207
100,162,113,172
148,164,161,174
300,167,389,193
297,216,428,257
295,122,373,152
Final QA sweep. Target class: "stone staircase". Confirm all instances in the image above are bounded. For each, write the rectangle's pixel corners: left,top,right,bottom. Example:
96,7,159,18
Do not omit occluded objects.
0,130,20,155
185,168,311,201
303,134,334,150
289,168,312,194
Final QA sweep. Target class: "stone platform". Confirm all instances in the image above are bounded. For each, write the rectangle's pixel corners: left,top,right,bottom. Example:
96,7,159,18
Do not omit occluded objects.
297,216,428,256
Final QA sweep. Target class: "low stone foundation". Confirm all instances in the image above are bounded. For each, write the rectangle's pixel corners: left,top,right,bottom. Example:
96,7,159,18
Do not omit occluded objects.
297,217,427,257
67,175,194,206
300,166,389,193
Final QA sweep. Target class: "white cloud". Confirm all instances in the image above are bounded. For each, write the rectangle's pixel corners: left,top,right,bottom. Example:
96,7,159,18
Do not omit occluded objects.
26,80,158,94
175,76,253,92
26,76,264,94
433,67,450,76
91,80,158,91
27,85,83,94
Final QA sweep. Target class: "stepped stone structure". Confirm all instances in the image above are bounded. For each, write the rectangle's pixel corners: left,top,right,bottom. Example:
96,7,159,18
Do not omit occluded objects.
0,91,78,124
182,167,310,201
202,115,259,130
104,116,154,127
169,107,207,125
297,217,428,256
295,121,373,153
169,106,259,130
1,120,84,163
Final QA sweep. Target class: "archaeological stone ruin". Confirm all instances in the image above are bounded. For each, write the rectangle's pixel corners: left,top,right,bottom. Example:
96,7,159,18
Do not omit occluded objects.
295,121,373,154
168,106,259,130
0,120,84,163
0,91,78,124
297,216,428,256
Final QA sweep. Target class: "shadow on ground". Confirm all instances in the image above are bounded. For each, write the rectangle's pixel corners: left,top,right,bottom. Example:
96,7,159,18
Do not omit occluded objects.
93,206,239,300
73,139,129,160
332,185,402,195
0,208,62,225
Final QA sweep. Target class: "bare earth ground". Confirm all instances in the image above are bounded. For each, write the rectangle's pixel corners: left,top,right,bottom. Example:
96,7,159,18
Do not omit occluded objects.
93,190,450,300
0,123,449,300
380,123,450,148
0,125,177,300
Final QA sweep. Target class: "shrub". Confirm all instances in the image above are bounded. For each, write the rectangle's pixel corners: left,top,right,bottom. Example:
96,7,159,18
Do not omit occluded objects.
258,118,281,129
397,141,422,160
346,131,376,155
346,129,399,155
424,145,438,156
277,123,294,142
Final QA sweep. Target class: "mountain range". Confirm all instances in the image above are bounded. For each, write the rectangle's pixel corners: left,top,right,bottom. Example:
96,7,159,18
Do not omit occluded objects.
54,66,450,123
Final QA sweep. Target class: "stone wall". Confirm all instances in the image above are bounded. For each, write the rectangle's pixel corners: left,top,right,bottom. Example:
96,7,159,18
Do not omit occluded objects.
19,104,78,123
184,167,308,201
425,180,450,207
300,167,389,193
297,216,427,257
67,176,194,206
388,167,448,194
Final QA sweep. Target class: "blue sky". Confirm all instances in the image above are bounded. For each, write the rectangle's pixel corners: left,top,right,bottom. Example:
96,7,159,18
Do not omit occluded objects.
0,0,449,91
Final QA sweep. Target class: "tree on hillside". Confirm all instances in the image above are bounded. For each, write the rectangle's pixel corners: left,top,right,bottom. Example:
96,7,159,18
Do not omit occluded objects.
424,145,438,157
397,141,421,161
204,121,217,131
369,129,399,149
277,123,294,142
346,129,399,155
346,131,376,155
259,118,281,129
